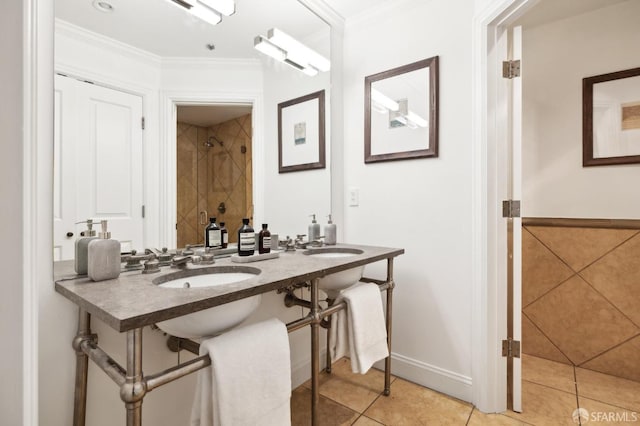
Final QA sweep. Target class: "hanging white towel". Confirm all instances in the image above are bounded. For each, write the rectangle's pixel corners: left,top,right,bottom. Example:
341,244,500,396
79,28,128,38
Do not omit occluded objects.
329,282,389,374
190,318,291,426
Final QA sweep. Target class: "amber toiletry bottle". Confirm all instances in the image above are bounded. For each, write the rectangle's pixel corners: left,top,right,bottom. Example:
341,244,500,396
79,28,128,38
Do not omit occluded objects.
220,222,228,248
237,218,255,256
258,224,271,254
205,217,222,249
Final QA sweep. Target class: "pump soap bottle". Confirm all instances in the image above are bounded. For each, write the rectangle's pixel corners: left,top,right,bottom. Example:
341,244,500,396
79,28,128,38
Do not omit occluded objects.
324,215,337,245
75,219,98,275
308,214,320,243
88,220,121,282
237,218,255,256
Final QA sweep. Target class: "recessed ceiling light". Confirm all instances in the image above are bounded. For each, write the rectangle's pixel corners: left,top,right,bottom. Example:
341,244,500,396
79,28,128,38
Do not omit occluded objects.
93,0,114,13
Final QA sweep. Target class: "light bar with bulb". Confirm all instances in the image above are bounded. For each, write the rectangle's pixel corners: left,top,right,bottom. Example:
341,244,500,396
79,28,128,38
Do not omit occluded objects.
199,0,235,16
371,89,399,112
168,0,229,26
254,27,330,76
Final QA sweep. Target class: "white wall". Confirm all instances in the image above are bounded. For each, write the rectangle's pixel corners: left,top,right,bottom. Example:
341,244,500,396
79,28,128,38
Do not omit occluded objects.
1,1,25,424
342,0,475,401
522,0,640,219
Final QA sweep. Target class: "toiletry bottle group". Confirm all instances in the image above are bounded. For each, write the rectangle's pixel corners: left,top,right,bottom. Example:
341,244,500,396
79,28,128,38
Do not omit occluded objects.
205,217,222,249
238,218,255,256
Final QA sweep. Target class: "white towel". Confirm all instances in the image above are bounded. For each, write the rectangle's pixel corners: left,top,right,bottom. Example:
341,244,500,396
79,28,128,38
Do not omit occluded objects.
329,282,389,374
190,318,291,426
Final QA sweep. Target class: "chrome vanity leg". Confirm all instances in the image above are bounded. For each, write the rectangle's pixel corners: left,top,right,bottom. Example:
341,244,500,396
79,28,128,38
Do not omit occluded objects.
121,328,146,426
384,258,395,396
72,309,91,426
325,298,335,374
310,278,320,426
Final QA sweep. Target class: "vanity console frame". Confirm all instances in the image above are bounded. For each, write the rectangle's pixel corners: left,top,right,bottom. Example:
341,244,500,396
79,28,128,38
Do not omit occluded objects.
55,243,403,426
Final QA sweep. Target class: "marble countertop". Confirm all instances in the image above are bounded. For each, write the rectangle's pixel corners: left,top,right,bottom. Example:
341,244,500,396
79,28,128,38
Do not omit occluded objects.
55,244,404,332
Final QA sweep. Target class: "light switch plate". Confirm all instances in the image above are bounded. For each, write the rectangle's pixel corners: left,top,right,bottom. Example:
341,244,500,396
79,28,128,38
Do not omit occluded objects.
348,188,359,207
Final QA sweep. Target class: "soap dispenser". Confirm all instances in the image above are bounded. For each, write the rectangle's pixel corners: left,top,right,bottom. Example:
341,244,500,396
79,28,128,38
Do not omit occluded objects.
75,219,98,275
324,215,337,245
88,220,121,282
308,214,320,243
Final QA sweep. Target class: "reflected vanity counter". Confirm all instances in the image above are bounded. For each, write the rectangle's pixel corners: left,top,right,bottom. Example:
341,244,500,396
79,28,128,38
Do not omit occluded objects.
55,243,404,426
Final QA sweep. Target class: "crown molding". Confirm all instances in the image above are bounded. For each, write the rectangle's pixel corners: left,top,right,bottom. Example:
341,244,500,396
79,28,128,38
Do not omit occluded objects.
55,19,162,67
160,56,263,70
299,0,345,33
345,0,426,30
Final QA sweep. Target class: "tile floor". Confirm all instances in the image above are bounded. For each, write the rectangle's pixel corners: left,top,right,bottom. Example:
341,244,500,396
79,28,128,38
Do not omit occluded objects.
291,355,640,425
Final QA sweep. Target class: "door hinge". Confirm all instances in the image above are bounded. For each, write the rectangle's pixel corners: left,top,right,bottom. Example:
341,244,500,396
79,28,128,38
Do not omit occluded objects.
502,60,521,79
142,205,145,218
502,200,521,218
141,117,145,130
502,338,521,358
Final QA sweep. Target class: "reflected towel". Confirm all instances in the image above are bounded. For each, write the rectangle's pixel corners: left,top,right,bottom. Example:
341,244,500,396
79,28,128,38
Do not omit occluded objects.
329,282,389,374
190,318,291,426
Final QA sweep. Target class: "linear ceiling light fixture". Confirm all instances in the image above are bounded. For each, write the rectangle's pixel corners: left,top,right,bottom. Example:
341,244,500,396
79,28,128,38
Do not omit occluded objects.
254,28,330,77
168,0,235,26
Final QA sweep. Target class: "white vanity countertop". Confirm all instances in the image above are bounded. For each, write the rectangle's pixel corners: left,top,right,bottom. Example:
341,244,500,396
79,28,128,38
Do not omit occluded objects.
54,244,404,332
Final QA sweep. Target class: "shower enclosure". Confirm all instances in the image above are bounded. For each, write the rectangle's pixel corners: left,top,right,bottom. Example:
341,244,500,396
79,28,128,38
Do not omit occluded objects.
176,111,253,248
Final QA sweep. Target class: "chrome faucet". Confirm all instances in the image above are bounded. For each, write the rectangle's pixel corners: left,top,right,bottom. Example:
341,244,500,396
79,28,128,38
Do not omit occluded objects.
171,255,202,269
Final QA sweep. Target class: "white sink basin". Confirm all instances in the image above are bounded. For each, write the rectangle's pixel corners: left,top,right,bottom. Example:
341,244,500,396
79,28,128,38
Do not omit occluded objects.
304,248,364,298
154,266,261,339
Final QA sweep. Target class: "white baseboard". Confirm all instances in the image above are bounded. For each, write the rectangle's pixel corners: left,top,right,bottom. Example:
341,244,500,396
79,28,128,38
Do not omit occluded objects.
375,352,473,403
291,350,472,403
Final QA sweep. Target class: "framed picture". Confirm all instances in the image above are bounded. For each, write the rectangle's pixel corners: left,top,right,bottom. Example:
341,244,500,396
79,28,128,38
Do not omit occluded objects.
278,90,326,173
365,56,439,163
583,66,640,166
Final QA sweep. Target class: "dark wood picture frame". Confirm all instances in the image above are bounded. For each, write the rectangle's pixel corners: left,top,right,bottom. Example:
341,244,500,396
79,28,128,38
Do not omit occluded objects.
583,66,640,166
278,90,326,173
365,56,439,163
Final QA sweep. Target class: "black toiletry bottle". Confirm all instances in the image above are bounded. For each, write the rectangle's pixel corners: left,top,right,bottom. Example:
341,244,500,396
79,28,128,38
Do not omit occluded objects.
258,224,271,254
205,217,222,249
237,218,255,256
220,222,228,249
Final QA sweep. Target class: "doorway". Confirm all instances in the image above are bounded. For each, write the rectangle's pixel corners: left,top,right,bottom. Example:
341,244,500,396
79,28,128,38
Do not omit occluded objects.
176,104,253,248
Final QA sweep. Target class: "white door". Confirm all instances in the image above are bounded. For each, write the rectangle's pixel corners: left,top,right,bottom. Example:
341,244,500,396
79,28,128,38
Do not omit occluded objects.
53,74,144,259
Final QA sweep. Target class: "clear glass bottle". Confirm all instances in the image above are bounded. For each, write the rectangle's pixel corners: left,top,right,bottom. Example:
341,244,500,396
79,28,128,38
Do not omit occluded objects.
219,221,229,249
258,223,271,254
205,217,222,249
237,218,255,256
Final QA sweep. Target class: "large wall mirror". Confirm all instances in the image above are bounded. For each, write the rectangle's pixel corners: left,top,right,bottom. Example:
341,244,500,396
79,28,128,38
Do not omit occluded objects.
53,0,332,258
365,56,439,163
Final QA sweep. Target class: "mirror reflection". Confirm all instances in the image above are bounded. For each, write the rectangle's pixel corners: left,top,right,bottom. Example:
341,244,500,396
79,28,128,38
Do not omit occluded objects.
52,0,331,259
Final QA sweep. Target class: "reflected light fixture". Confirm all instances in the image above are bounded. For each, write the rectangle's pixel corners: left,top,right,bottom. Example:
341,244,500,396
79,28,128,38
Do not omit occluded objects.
374,92,428,129
168,0,235,26
254,28,330,77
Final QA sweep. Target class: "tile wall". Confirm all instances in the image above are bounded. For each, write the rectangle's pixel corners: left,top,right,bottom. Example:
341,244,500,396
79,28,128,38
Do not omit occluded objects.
176,114,253,248
522,221,640,383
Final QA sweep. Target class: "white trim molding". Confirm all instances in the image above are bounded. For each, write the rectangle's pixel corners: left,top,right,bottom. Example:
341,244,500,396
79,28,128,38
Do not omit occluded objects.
471,0,536,413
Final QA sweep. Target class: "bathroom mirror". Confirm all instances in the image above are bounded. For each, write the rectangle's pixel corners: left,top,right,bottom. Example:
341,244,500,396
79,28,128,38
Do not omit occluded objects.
53,0,332,257
582,66,640,166
364,56,439,163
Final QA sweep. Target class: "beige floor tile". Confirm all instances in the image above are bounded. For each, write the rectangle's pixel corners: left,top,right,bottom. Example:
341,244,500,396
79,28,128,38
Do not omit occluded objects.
503,381,578,425
522,354,577,394
467,408,531,425
303,358,395,413
578,396,640,425
363,378,472,425
576,367,640,412
352,416,385,425
290,387,359,426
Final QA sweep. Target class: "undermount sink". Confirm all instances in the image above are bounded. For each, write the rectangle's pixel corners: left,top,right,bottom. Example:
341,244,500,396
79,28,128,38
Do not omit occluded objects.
153,266,261,339
303,248,364,298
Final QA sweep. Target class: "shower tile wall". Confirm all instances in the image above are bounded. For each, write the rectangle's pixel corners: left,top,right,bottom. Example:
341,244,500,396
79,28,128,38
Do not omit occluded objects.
522,223,640,383
176,113,252,248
